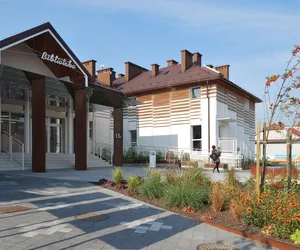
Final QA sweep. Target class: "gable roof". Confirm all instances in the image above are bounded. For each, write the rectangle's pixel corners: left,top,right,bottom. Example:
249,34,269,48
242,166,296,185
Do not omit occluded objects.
0,22,92,87
113,64,262,102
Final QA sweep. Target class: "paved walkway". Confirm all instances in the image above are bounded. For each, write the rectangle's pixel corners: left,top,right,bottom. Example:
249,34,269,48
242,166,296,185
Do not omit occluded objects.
0,169,275,250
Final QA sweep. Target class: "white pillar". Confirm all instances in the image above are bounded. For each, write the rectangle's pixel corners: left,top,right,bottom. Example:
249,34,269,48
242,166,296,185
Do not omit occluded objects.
24,90,30,153
67,98,73,154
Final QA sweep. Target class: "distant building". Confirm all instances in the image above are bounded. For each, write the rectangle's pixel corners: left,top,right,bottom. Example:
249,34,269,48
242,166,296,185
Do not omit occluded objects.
256,122,300,164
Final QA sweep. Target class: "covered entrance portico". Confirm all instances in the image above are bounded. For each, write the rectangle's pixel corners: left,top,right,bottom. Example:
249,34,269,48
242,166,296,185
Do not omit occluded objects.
0,22,125,172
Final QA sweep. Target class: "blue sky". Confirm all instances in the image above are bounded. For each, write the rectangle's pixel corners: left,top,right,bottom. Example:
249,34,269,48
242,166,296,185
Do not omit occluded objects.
1,0,300,122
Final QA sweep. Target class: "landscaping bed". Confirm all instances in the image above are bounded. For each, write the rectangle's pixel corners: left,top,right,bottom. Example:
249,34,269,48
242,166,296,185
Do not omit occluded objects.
91,168,300,249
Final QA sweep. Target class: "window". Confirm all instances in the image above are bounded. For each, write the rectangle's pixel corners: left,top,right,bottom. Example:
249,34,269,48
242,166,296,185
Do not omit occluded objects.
191,87,200,99
192,125,202,150
130,130,137,147
89,121,93,138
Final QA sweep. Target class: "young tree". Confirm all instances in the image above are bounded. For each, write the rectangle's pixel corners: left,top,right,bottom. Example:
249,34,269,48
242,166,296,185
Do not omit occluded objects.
263,45,300,189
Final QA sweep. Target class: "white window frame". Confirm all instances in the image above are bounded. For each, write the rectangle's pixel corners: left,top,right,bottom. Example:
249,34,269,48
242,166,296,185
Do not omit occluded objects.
192,125,202,151
191,87,201,99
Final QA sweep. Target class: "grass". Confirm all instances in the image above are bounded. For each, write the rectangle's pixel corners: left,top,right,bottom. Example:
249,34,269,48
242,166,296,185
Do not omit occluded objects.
138,169,165,199
113,167,124,184
127,175,140,190
164,180,209,210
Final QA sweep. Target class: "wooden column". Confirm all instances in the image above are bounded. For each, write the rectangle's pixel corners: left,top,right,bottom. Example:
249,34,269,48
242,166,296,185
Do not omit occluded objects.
74,88,87,170
113,107,123,166
256,121,261,194
31,78,46,172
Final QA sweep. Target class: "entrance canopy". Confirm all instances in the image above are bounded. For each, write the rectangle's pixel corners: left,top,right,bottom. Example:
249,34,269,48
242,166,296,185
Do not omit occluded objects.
0,22,126,108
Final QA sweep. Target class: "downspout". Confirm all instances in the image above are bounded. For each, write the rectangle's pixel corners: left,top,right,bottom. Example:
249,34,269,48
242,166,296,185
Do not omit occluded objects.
207,81,210,153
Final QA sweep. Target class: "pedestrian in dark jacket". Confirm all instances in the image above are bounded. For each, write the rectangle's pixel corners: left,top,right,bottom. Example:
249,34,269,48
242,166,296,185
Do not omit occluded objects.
210,145,221,173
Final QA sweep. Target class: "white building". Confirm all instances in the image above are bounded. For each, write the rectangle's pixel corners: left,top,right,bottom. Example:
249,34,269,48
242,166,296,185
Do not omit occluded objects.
87,50,261,166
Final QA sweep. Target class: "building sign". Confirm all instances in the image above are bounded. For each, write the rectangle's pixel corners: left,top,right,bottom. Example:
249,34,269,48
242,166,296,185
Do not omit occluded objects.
115,133,122,139
41,52,76,69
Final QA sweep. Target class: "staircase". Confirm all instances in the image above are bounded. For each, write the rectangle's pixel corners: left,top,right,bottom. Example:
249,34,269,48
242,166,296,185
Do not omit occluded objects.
0,153,111,171
0,153,24,171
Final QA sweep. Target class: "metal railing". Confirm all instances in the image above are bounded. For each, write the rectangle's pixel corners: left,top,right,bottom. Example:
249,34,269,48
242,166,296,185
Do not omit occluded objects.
93,139,113,166
1,131,24,170
123,143,243,168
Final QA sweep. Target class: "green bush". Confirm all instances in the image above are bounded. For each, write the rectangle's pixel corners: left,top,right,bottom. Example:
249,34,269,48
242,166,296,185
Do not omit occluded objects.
183,168,203,183
138,169,165,199
291,229,300,245
164,181,209,210
113,167,123,184
127,175,140,190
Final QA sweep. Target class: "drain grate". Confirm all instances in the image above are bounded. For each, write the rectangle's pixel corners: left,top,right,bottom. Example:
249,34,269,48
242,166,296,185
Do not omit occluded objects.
0,206,31,213
197,244,240,250
75,213,109,222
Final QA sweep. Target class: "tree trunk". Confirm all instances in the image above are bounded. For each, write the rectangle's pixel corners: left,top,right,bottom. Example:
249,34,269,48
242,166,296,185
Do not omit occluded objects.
256,121,261,195
287,129,292,189
260,122,267,192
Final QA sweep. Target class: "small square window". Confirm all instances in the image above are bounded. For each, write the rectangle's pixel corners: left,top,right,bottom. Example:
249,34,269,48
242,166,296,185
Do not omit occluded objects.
191,87,200,99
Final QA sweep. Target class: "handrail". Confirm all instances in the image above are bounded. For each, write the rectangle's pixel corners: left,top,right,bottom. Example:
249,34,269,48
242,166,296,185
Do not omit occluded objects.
1,131,24,170
94,139,113,166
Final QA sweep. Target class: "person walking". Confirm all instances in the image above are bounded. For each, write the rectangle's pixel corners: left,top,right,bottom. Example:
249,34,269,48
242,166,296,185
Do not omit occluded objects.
210,145,221,173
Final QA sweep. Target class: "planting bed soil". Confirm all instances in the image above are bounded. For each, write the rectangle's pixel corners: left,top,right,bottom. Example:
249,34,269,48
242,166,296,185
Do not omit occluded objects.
90,180,299,250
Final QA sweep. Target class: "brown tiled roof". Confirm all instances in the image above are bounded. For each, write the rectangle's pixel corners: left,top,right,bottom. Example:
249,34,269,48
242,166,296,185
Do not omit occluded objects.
113,64,262,102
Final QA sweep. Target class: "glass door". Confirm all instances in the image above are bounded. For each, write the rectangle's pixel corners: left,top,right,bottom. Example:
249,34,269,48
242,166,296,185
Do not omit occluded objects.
49,125,62,153
46,117,65,153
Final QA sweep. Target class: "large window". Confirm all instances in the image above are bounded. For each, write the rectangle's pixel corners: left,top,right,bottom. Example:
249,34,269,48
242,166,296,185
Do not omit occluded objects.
130,130,137,147
89,121,93,138
191,87,201,99
192,125,202,150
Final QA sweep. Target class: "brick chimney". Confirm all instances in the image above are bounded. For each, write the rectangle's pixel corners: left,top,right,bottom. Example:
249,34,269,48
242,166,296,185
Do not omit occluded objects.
118,73,125,78
151,64,159,77
215,65,230,80
125,62,148,82
193,53,202,66
96,67,116,86
181,50,193,72
82,60,97,78
167,59,178,66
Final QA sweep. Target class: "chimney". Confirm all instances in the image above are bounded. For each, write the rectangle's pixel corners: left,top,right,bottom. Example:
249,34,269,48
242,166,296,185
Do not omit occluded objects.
215,65,230,80
181,50,193,72
118,73,125,78
82,60,97,78
151,64,159,77
167,59,178,66
193,53,202,66
96,67,116,86
125,62,148,82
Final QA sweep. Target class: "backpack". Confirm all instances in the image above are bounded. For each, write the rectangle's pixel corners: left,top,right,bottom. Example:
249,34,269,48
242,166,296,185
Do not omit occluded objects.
210,153,217,161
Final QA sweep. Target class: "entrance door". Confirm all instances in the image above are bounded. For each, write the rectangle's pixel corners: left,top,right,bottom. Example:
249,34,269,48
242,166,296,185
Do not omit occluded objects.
46,117,65,153
49,125,62,153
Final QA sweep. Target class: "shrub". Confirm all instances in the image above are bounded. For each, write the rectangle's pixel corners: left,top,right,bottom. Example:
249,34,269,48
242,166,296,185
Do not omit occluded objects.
290,229,300,245
244,179,255,189
210,182,231,212
127,176,140,190
225,169,238,187
250,166,298,180
138,169,165,199
241,186,300,239
165,169,182,185
113,167,124,184
164,181,209,210
182,168,204,183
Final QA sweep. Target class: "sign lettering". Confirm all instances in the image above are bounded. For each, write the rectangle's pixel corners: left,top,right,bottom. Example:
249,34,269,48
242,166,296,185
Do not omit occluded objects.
115,133,122,139
41,52,76,69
